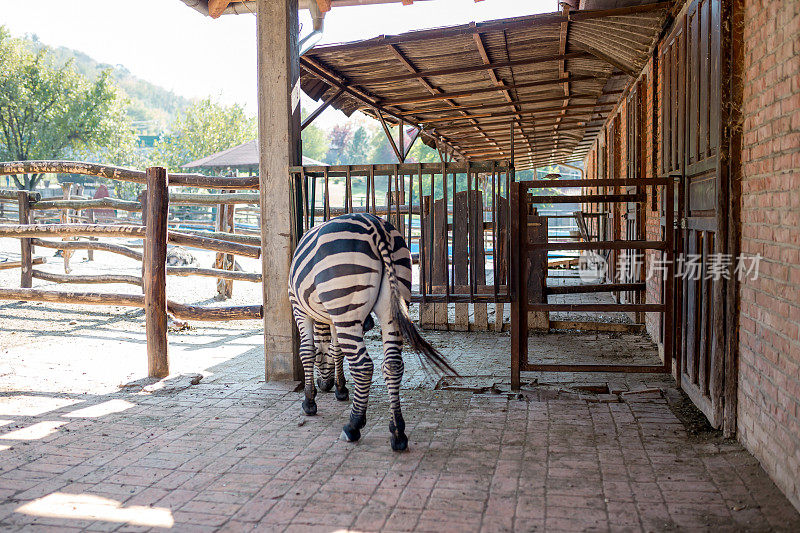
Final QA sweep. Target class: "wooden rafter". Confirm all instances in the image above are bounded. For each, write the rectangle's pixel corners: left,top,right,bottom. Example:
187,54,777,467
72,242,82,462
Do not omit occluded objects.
553,4,571,159
579,45,638,77
383,74,603,106
420,102,613,125
301,88,344,131
471,29,535,162
378,110,403,162
355,52,590,85
386,44,499,155
208,0,232,18
299,56,464,158
398,92,616,116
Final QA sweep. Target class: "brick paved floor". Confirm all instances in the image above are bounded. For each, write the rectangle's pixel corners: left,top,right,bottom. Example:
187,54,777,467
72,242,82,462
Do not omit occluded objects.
1,302,799,531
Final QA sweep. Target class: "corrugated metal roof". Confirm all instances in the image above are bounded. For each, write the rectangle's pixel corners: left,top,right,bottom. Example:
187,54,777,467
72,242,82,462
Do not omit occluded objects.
299,2,670,169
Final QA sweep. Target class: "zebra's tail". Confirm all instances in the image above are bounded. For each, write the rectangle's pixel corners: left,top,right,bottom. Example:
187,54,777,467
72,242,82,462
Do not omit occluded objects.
376,230,459,377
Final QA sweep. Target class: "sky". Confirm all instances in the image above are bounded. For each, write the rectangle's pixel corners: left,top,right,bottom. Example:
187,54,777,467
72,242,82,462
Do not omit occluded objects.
0,0,555,126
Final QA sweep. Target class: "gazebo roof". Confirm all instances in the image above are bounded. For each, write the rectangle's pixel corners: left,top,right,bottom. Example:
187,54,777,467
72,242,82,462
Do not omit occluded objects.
182,140,327,169
299,2,670,169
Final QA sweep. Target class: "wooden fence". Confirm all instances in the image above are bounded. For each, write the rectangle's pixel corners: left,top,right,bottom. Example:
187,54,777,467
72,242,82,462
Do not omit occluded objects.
0,162,263,378
289,161,515,332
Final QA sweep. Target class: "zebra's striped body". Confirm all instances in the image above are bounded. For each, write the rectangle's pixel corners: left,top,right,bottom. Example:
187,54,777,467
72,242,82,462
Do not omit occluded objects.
288,213,456,450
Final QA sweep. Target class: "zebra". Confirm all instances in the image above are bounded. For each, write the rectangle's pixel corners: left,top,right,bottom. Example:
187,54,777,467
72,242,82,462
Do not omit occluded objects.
288,213,457,451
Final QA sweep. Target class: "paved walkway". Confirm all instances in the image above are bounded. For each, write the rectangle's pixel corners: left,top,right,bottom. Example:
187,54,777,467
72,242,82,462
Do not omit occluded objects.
1,301,799,531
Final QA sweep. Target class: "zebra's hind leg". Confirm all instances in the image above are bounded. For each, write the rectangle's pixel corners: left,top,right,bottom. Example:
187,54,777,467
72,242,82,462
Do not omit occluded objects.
375,302,408,451
314,322,334,393
330,339,349,401
335,322,373,442
295,314,317,416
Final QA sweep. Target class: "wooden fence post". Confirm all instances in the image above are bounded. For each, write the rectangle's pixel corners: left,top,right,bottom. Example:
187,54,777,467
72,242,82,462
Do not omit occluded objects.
60,182,74,273
86,209,95,261
138,190,147,294
215,192,234,299
17,191,33,288
144,167,169,378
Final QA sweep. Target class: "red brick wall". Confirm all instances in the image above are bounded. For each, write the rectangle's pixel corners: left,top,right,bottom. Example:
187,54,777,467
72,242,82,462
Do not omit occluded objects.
737,0,800,511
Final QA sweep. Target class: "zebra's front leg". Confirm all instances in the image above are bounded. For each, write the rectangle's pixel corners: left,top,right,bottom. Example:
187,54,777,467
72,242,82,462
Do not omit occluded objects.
296,315,317,416
380,319,408,451
335,322,372,442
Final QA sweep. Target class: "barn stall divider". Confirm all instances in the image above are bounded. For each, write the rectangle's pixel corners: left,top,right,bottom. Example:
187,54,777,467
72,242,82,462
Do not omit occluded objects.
289,161,515,333
0,161,263,378
510,177,676,389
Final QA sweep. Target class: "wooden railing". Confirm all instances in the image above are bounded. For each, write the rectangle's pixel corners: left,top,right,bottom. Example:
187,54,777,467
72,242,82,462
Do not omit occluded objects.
0,162,264,378
289,160,514,332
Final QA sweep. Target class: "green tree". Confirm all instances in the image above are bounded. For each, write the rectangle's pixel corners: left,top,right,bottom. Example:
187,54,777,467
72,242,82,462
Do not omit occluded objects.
0,27,133,190
339,126,370,164
151,97,256,173
302,123,329,162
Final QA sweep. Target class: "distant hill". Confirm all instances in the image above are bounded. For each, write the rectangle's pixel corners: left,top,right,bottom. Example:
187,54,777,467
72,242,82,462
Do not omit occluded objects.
22,34,191,135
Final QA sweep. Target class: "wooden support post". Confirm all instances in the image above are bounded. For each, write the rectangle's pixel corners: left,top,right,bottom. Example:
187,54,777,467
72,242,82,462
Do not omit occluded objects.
143,167,169,378
17,191,32,288
257,0,302,381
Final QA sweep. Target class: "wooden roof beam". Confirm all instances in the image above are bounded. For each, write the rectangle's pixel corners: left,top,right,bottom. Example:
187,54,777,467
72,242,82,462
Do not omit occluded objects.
464,146,574,159
554,3,571,159
578,44,638,77
208,0,232,18
301,88,344,131
355,52,590,85
300,56,465,159
438,118,589,131
386,44,500,153
471,29,536,165
378,110,404,162
383,74,604,106
399,92,614,116
453,132,583,144
420,102,614,125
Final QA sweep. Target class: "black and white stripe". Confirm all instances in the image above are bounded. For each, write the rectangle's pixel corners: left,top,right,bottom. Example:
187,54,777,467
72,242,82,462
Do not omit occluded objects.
288,213,457,451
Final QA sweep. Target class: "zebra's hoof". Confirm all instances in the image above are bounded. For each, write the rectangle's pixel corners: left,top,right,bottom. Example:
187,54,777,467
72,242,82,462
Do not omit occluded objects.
390,433,408,452
317,377,334,392
302,398,317,416
341,426,361,442
335,385,349,402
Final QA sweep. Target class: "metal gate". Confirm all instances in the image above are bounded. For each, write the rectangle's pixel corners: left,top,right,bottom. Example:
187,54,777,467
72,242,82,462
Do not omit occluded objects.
510,177,676,390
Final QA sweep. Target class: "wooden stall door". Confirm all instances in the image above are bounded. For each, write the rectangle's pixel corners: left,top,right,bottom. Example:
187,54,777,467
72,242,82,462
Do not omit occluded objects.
664,0,725,428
